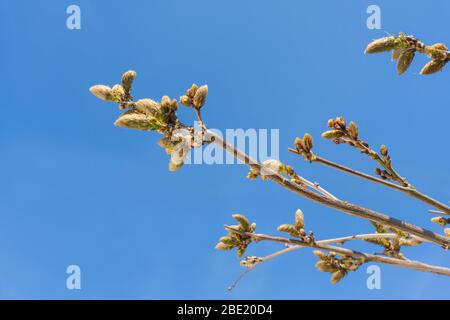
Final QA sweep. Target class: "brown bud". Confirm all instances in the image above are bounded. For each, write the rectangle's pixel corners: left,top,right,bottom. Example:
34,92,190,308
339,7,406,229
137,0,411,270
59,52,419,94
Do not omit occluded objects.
114,110,158,131
420,59,448,75
431,217,449,226
121,70,137,92
321,130,342,140
294,137,303,150
335,117,346,128
193,85,208,109
397,50,415,75
220,236,238,246
180,95,191,107
365,36,398,54
316,261,336,273
232,214,251,231
277,224,300,237
111,84,126,102
347,121,358,139
135,99,161,116
445,228,450,237
302,133,313,152
161,95,171,108
89,85,113,101
327,119,335,128
295,209,305,229
380,144,388,156
330,270,346,284
186,84,198,98
215,242,233,250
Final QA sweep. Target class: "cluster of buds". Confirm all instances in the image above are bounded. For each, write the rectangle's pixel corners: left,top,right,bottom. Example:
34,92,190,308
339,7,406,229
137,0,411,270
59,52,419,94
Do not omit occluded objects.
365,33,449,75
294,133,316,161
114,96,179,133
240,256,263,268
180,84,209,109
90,71,179,134
365,222,421,259
322,117,361,145
277,209,315,244
216,214,257,258
322,117,410,187
90,70,136,107
313,250,365,284
90,71,212,172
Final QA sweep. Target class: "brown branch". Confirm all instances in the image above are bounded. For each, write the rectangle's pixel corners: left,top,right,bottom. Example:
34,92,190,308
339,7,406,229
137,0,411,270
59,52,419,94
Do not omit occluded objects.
226,227,450,277
205,131,450,248
228,232,425,290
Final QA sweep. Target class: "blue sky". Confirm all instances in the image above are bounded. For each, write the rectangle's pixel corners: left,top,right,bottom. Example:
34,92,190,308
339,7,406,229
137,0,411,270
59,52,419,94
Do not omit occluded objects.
0,0,449,299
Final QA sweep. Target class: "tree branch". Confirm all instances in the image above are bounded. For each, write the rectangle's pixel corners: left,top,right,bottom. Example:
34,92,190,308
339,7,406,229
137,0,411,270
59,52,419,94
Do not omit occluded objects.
205,131,450,248
226,226,450,277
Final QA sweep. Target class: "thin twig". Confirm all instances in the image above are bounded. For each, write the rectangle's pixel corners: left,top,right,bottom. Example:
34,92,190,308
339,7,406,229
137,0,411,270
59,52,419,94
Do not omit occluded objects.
430,209,450,216
292,175,339,200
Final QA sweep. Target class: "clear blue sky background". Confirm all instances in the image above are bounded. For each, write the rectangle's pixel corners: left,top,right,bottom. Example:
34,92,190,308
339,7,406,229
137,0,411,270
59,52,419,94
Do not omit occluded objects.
0,0,449,299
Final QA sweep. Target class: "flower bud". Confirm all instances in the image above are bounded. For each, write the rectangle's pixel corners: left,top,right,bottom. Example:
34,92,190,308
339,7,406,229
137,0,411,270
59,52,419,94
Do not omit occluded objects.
321,130,342,140
294,137,303,151
315,261,336,273
135,99,161,116
232,214,251,231
193,85,208,108
330,270,346,284
114,110,157,131
220,236,238,246
121,70,137,92
420,59,448,75
180,95,191,107
277,224,300,237
302,133,313,152
397,50,415,75
111,84,126,102
186,84,198,98
295,209,305,229
89,85,113,101
365,36,398,54
431,217,449,226
215,242,233,250
347,121,358,139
